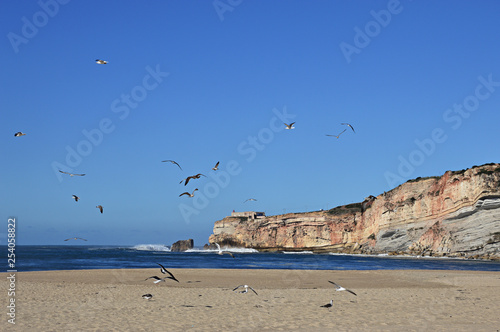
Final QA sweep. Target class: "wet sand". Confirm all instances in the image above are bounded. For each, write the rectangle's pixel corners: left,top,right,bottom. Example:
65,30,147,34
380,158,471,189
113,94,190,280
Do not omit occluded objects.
1,269,499,331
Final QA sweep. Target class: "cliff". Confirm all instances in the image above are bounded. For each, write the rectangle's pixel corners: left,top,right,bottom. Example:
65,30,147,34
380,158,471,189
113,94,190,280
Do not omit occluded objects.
208,163,500,260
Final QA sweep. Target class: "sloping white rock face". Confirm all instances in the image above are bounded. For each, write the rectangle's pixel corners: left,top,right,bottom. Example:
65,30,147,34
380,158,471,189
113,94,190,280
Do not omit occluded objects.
442,196,500,256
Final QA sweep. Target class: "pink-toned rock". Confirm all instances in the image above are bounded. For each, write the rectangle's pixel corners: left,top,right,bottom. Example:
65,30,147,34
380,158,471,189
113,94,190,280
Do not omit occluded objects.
209,163,500,260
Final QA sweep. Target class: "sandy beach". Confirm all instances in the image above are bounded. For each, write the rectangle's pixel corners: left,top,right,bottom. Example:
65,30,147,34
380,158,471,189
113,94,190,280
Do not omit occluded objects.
2,268,499,331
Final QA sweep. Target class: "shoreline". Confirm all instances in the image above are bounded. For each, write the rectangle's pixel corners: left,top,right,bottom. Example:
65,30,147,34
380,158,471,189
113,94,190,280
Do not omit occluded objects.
2,269,499,331
11,243,500,262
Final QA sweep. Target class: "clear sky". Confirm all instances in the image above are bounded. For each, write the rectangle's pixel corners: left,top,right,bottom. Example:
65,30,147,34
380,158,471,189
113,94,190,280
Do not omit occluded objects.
1,0,499,246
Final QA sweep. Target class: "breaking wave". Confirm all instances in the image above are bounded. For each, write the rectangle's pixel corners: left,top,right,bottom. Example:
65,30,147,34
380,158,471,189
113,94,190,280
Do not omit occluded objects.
131,244,171,252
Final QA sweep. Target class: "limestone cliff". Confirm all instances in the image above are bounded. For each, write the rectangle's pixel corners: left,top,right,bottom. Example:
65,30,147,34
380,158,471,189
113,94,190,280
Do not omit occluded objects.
209,163,500,260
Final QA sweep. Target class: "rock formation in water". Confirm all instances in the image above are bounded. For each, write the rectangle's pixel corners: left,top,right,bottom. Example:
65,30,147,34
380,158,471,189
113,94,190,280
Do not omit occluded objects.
171,239,194,252
208,163,500,260
203,243,217,250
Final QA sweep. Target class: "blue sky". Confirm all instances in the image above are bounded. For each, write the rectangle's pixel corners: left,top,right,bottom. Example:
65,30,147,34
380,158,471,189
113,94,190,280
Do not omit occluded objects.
1,0,499,246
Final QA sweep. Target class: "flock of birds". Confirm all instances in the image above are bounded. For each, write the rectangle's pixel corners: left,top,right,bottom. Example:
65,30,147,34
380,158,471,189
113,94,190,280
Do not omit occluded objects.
140,262,357,308
15,59,361,315
14,118,356,241
162,123,355,201
13,58,357,244
160,159,214,198
161,122,356,201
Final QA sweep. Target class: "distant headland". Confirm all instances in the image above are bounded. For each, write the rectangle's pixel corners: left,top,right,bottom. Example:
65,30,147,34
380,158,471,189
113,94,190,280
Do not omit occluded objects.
208,163,500,260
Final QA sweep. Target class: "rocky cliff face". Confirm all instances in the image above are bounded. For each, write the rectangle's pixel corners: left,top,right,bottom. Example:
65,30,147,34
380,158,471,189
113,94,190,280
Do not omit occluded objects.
208,163,500,260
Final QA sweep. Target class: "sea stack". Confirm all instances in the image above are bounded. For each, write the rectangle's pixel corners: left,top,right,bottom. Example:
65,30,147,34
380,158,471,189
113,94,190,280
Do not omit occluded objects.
171,239,194,252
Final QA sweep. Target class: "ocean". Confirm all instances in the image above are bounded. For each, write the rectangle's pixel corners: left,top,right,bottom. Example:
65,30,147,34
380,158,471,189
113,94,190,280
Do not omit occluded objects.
3,245,500,272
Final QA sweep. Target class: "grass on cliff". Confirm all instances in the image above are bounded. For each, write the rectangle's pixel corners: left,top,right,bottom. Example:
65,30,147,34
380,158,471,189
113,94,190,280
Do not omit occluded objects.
404,162,500,184
477,166,500,175
327,202,363,216
405,175,440,183
472,162,498,169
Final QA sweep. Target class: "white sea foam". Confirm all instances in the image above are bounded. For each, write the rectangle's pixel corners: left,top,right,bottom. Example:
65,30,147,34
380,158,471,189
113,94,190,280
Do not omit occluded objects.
132,244,171,252
327,252,468,260
282,251,314,254
328,252,380,257
185,247,259,253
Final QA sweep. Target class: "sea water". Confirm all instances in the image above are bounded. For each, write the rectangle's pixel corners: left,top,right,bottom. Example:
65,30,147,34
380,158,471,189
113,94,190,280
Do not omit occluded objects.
3,245,500,272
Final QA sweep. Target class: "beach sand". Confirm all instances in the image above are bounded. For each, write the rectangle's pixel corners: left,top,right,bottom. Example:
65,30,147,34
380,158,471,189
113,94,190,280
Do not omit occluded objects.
1,269,499,331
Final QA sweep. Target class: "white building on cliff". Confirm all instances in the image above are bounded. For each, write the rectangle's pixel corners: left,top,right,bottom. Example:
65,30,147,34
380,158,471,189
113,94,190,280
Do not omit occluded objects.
231,211,265,220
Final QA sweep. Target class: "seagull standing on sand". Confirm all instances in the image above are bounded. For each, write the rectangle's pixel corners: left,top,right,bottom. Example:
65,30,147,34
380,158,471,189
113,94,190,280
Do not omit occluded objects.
215,243,235,258
162,160,182,170
156,263,180,282
64,237,87,241
284,122,295,130
233,285,258,295
180,174,206,186
320,300,333,309
341,123,355,133
59,170,86,177
96,205,103,214
326,129,346,139
179,189,198,197
95,59,108,64
328,281,357,296
72,195,79,202
212,161,220,171
14,132,26,137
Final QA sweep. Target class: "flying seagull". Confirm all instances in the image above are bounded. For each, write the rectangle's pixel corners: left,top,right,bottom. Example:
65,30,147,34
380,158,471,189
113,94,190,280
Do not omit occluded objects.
341,123,355,133
156,263,180,282
14,132,26,137
145,276,178,284
244,198,257,203
215,243,235,258
64,237,87,241
96,205,103,214
320,299,333,309
212,161,220,171
162,160,182,170
95,59,108,64
180,174,206,186
328,281,357,296
284,122,295,130
326,129,347,139
59,170,86,177
142,294,153,300
179,189,198,198
144,276,167,284
233,285,258,295
72,195,79,202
